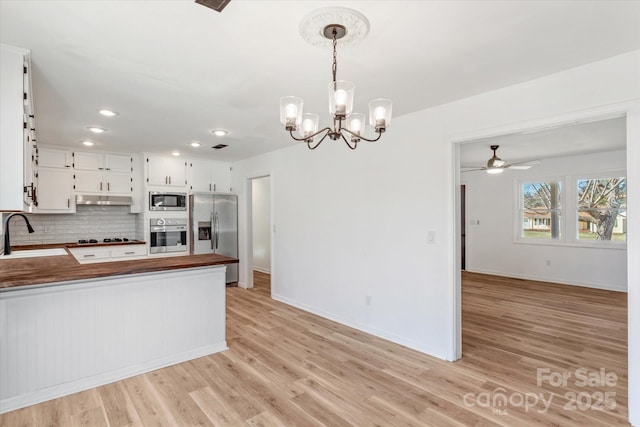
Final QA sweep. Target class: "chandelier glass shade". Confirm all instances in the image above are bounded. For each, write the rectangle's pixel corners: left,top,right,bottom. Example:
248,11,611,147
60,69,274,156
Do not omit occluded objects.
279,23,392,150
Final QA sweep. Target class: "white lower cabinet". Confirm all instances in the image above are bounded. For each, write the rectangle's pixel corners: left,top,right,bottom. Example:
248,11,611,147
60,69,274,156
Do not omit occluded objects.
33,168,75,212
68,244,147,264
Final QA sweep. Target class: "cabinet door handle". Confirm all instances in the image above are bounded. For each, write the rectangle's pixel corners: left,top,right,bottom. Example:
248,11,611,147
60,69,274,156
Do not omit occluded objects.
107,182,110,191
209,183,212,191
83,254,95,258
67,198,70,208
124,251,135,255
169,176,172,185
100,182,103,191
165,176,168,184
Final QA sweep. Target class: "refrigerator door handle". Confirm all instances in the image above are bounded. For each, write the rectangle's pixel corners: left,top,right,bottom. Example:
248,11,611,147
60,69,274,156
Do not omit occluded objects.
214,212,219,250
210,212,216,250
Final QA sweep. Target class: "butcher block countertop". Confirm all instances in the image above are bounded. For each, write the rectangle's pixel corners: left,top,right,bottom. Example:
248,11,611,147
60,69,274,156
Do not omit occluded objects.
0,248,238,289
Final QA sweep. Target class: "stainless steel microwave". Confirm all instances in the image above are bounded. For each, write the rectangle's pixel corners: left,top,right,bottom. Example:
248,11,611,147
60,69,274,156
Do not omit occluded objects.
149,192,187,211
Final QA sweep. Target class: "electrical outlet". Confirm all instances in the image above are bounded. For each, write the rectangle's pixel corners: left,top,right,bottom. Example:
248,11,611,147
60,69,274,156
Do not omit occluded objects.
427,230,436,244
365,295,372,306
546,260,551,266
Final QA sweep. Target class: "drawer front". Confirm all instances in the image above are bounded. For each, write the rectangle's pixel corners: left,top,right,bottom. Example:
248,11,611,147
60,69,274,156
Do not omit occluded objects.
68,247,111,261
110,245,147,258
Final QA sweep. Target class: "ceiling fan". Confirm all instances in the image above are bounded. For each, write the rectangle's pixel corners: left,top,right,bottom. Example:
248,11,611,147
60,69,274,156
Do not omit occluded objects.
462,145,540,174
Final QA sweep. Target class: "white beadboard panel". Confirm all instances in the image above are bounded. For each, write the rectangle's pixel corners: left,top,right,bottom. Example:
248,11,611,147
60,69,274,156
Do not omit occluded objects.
0,266,227,414
3,205,141,245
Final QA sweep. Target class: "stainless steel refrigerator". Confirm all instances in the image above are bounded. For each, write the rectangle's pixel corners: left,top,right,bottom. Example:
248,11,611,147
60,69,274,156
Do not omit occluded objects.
189,193,238,284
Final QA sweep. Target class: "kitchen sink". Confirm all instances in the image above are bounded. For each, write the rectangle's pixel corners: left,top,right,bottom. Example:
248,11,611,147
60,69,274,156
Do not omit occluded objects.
1,248,68,259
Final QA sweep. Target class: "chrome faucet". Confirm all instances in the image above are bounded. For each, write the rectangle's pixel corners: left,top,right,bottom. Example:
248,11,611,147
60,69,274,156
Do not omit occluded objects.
3,213,35,255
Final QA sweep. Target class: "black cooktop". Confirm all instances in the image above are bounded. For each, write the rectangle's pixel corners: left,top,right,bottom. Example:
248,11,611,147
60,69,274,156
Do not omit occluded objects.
77,238,131,244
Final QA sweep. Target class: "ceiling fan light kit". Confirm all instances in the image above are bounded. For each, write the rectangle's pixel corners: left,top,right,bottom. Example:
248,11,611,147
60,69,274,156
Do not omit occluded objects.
462,145,540,174
280,7,392,150
486,145,505,173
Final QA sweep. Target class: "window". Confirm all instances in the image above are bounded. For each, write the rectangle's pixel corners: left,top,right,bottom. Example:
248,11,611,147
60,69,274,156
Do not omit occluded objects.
516,173,627,247
576,177,626,242
520,181,562,239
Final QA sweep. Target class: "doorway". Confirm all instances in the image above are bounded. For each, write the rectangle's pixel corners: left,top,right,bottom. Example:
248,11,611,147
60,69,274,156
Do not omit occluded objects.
460,184,466,271
250,176,271,293
453,109,631,422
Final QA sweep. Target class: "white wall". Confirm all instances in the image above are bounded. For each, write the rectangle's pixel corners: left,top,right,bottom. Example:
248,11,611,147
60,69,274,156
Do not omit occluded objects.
464,149,627,291
232,50,640,424
252,176,271,273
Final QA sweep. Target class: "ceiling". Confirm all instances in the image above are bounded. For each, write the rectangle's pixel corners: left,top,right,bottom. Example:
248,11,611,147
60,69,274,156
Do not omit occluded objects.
1,1,638,162
460,116,628,169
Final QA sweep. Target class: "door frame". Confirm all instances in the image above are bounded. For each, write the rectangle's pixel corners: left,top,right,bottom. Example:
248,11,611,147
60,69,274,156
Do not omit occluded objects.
242,172,274,293
451,100,638,364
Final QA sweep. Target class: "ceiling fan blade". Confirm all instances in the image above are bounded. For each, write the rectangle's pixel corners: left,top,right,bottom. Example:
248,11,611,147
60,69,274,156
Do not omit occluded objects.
461,167,487,173
506,165,533,170
507,159,541,166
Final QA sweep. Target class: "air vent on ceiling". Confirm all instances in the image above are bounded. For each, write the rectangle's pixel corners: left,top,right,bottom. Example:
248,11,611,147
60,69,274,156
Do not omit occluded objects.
212,144,228,150
195,0,230,12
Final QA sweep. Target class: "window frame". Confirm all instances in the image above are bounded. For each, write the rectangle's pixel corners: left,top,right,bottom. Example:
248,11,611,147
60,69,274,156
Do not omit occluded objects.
514,176,565,246
514,171,626,250
569,170,627,249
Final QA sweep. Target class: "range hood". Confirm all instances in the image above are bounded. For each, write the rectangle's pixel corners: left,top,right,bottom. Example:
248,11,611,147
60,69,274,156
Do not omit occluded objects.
75,195,133,206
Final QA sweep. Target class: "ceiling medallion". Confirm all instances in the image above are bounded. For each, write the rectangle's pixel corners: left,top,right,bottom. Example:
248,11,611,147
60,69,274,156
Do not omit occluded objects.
280,7,392,150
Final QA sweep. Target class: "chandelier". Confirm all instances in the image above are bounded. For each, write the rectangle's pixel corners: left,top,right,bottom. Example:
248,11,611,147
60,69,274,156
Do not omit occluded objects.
279,10,392,150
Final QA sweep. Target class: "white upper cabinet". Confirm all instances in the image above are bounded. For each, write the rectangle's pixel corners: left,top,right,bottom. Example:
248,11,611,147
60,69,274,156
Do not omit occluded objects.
187,159,232,192
105,154,132,173
74,152,132,173
37,147,73,168
188,159,214,192
73,151,133,194
33,168,75,213
0,44,32,211
212,160,231,192
146,155,187,187
73,152,102,170
74,170,131,194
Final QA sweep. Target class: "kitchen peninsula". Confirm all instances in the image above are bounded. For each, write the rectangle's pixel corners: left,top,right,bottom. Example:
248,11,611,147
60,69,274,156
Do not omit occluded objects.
0,250,238,414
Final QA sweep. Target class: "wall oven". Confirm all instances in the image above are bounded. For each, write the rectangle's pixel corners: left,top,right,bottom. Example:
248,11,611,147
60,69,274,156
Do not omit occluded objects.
149,218,188,253
149,192,187,211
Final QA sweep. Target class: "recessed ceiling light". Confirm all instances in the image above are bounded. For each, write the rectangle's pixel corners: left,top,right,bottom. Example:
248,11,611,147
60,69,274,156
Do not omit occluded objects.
171,151,181,156
82,141,95,146
190,142,202,147
88,127,107,134
212,129,228,137
98,109,118,117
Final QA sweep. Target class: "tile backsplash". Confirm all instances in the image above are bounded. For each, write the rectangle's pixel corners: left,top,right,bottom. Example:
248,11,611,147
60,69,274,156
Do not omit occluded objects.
3,206,142,246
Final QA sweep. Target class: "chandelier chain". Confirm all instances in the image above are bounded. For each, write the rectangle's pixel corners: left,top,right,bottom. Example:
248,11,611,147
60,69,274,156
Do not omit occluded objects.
332,30,338,84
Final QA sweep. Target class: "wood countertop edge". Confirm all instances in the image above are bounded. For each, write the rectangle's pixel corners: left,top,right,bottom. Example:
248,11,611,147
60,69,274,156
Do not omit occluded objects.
0,253,239,290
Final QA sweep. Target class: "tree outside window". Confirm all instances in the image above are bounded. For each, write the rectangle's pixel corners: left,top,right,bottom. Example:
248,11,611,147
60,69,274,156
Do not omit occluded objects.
521,181,562,239
577,177,626,241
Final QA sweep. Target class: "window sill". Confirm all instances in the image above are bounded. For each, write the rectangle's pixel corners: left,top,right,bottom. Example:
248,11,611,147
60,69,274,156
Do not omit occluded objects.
513,238,627,250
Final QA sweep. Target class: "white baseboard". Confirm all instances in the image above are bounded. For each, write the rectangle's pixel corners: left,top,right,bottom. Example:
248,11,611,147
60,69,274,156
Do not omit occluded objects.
0,342,227,414
271,293,449,361
464,268,627,292
253,266,270,274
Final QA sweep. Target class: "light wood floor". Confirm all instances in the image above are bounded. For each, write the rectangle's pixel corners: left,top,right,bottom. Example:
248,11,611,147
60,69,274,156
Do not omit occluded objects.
0,271,628,426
